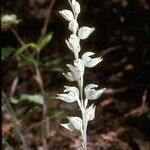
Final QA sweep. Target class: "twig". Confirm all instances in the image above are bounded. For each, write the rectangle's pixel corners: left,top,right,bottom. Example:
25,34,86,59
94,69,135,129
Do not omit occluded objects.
2,92,29,150
10,77,19,98
141,87,148,108
41,0,56,37
123,87,149,118
35,52,49,150
100,46,124,57
10,27,25,46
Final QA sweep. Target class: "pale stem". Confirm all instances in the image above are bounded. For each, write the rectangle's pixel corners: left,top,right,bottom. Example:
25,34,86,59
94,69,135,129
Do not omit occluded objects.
84,98,88,109
10,27,25,46
81,108,87,150
77,98,82,109
78,75,87,150
80,76,83,107
36,52,49,150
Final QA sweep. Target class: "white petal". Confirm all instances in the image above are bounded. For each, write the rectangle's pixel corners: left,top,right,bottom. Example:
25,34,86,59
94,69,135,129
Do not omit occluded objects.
65,39,74,52
56,93,76,103
63,72,74,82
59,10,74,21
69,19,78,34
78,26,95,40
91,88,106,100
85,104,96,121
86,58,103,68
85,84,98,96
63,64,81,82
1,14,20,24
68,116,82,130
61,122,76,131
82,52,95,59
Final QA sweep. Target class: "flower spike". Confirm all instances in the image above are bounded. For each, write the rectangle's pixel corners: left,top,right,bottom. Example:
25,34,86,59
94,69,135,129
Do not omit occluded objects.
58,1,106,149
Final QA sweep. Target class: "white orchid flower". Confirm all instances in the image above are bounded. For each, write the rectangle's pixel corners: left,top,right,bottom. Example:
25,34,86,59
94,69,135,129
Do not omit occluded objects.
68,116,82,130
78,26,95,40
85,104,96,122
74,58,85,76
63,64,81,81
61,121,76,131
85,84,106,100
82,52,103,68
59,10,74,21
65,34,80,59
1,14,20,30
56,86,79,103
61,116,82,131
69,19,78,34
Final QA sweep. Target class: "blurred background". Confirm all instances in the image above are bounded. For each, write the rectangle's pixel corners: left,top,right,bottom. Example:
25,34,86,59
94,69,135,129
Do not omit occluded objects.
2,0,150,149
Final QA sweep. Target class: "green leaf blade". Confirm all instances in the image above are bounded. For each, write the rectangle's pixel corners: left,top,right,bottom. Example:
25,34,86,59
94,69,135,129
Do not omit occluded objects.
37,32,53,52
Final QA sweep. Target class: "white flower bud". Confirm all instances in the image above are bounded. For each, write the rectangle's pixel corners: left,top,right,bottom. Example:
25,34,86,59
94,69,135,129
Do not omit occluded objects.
59,10,74,21
82,52,103,68
72,2,80,17
74,59,85,76
84,84,106,100
65,34,80,58
69,19,78,34
78,26,95,40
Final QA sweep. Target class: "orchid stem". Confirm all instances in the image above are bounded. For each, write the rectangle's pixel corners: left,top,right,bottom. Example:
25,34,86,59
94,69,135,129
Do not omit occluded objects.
78,75,87,150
